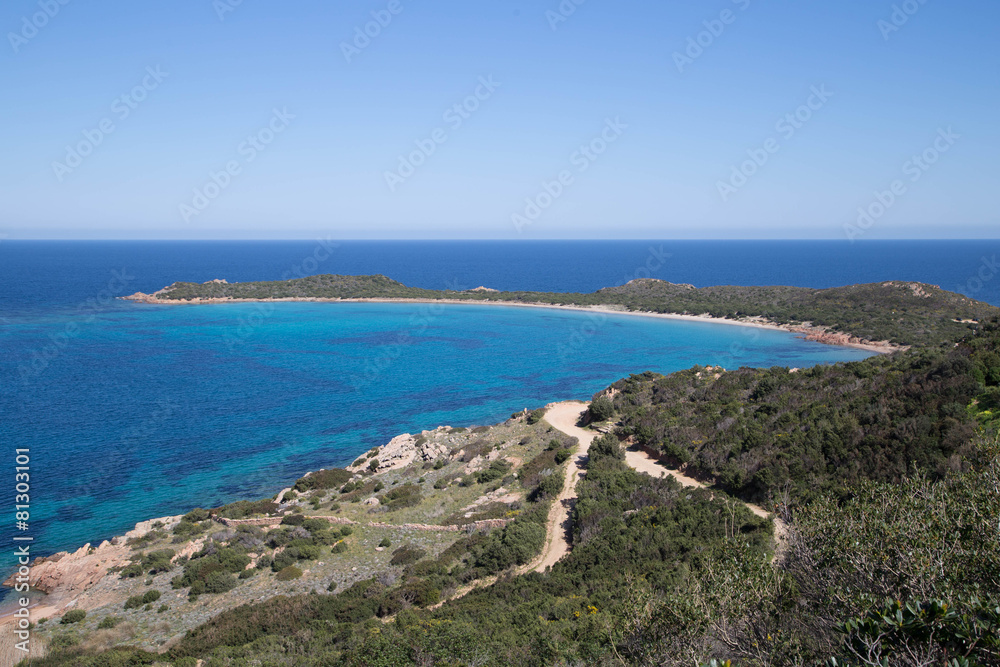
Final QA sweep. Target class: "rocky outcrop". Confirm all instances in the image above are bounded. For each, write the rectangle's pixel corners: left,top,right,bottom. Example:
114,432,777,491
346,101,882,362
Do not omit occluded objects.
351,428,451,473
2,516,182,604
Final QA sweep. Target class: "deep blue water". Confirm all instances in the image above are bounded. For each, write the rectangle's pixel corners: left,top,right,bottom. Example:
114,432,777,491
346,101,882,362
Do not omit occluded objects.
0,240,997,575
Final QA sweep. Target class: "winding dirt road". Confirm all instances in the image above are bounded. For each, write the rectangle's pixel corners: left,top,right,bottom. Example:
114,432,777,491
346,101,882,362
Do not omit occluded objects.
527,402,596,573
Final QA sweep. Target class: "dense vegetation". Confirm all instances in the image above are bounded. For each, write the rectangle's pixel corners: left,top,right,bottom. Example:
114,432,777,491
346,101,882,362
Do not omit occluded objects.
603,320,1000,504
148,274,998,346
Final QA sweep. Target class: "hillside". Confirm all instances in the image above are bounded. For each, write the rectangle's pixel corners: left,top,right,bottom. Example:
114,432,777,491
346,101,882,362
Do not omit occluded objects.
126,275,999,347
601,323,998,503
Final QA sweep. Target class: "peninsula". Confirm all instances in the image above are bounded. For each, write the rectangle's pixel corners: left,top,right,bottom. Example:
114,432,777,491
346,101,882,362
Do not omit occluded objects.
123,274,999,348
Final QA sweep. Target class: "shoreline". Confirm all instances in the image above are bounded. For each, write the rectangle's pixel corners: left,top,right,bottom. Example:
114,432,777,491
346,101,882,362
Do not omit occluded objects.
121,294,902,354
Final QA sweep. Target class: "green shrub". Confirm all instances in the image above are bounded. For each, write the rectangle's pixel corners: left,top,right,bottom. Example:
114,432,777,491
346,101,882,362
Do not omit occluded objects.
589,395,615,421
60,610,86,624
294,468,351,492
554,448,572,464
281,513,305,526
378,483,422,510
204,571,238,594
143,549,175,574
182,508,211,523
390,544,427,566
119,561,145,579
379,538,392,548
526,408,546,425
276,566,302,581
97,616,123,629
214,498,278,519
332,541,349,554
271,551,296,571
475,460,512,484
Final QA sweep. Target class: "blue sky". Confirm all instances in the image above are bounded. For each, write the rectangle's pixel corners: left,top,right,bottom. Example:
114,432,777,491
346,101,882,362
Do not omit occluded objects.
1,0,997,239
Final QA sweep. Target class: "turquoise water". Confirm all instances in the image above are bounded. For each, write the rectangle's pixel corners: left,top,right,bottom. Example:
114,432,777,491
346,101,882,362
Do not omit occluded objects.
2,300,872,556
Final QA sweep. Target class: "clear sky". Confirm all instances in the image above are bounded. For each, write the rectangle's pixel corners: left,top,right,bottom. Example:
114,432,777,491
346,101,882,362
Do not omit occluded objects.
1,0,997,240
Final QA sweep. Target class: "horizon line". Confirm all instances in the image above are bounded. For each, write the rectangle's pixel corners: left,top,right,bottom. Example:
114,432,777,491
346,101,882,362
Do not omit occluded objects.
4,237,1000,243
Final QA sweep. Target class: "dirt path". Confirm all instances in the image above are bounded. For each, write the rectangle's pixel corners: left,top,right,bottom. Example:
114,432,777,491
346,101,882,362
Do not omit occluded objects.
525,402,596,574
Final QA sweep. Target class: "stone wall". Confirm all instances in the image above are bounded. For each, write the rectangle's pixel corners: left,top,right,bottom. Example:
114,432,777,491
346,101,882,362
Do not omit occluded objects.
213,515,511,532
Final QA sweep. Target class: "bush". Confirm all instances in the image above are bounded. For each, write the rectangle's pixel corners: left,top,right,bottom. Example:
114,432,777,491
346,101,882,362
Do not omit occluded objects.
204,571,238,594
378,483,422,510
475,460,512,484
214,498,278,520
302,517,330,532
60,610,86,624
526,408,546,425
119,561,145,579
589,395,615,421
332,541,349,554
276,566,303,581
97,616,123,629
272,550,296,572
390,544,427,566
182,508,211,523
281,513,306,526
529,471,564,502
124,591,158,609
379,538,392,548
143,549,175,574
294,468,351,492
554,448,572,464
368,459,380,472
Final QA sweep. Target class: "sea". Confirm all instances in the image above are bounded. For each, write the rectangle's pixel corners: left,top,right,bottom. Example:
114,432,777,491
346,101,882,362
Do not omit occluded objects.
1,240,998,595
